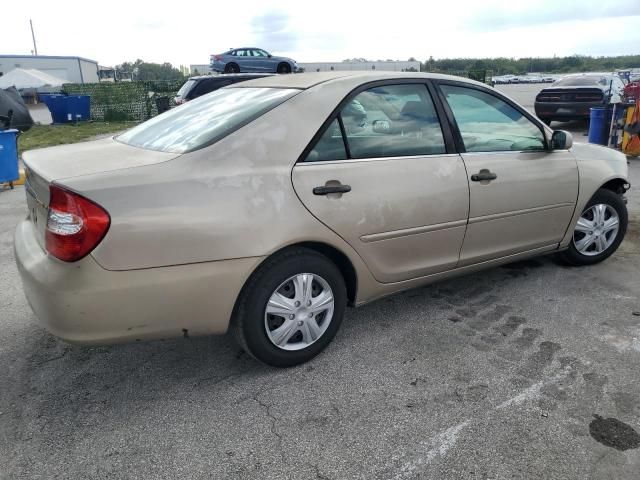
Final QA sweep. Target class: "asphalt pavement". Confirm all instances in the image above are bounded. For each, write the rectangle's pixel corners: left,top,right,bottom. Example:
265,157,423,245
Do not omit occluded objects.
1,92,640,478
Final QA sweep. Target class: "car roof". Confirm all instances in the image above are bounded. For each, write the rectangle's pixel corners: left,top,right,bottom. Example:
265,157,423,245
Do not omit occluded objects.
228,71,487,90
562,72,618,78
188,73,275,81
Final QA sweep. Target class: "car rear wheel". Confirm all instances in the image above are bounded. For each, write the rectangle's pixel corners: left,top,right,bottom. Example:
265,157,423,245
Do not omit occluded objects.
277,62,292,74
233,248,347,367
559,188,627,266
224,63,240,74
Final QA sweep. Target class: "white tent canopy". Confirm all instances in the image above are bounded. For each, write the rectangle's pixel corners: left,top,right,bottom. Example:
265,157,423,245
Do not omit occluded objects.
0,68,68,89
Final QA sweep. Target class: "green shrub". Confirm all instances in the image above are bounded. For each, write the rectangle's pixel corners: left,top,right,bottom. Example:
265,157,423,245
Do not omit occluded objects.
62,81,183,121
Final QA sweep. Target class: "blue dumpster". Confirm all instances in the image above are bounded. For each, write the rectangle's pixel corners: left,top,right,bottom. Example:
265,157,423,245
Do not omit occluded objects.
0,129,19,187
69,95,91,121
588,107,608,145
39,94,91,123
39,94,69,123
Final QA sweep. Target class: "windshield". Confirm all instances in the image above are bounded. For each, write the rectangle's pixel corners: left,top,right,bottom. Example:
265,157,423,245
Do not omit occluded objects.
553,75,613,87
117,87,297,153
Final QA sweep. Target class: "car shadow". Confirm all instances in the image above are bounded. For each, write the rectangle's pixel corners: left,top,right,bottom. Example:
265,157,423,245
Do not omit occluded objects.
10,254,561,426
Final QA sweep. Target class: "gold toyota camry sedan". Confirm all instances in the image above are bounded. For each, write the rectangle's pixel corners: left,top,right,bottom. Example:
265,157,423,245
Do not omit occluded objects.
15,72,630,366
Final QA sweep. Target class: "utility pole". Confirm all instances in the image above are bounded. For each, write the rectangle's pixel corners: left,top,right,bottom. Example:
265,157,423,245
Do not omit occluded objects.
30,19,38,56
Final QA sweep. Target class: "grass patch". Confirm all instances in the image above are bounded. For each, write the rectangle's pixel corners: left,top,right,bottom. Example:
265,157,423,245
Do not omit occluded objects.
18,121,137,155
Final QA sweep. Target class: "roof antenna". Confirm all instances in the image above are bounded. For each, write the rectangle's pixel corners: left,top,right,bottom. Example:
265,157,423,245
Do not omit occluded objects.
30,19,38,56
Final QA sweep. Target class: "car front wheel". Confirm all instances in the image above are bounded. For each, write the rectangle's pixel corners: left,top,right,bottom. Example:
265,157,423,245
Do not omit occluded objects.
233,248,347,367
559,188,628,266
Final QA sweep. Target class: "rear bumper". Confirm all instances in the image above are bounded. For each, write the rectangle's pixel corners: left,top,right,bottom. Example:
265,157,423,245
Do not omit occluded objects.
534,101,604,120
14,219,263,345
211,61,225,72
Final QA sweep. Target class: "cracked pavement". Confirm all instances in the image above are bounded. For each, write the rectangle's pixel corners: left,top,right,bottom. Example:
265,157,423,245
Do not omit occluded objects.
1,114,640,478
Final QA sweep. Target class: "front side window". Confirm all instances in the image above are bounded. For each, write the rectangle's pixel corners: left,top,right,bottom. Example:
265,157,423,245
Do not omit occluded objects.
117,87,297,153
306,84,446,161
440,85,546,152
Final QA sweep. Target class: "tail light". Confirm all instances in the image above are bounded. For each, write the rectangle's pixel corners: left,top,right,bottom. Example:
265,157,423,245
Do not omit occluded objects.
536,93,561,102
575,93,603,101
212,55,223,61
45,185,110,262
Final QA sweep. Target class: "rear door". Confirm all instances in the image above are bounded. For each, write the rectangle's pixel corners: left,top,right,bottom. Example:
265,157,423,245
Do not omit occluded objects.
233,49,254,71
292,82,470,283
436,81,578,266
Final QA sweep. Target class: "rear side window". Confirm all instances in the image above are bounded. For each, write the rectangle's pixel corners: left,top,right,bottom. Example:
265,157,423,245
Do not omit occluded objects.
306,119,347,162
176,79,196,98
305,84,446,161
117,87,297,153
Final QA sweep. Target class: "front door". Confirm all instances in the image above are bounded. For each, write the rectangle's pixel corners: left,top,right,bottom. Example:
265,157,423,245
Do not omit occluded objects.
292,83,469,283
436,82,579,266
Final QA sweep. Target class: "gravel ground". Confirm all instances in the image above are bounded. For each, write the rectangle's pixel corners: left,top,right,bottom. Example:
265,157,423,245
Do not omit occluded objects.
1,90,639,478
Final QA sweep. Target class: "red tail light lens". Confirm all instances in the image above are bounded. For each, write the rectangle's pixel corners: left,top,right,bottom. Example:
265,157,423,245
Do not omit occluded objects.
45,185,110,262
213,55,223,61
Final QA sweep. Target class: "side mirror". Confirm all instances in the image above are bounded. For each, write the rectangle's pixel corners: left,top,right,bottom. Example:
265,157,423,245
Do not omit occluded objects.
372,119,393,134
551,130,573,150
268,54,272,58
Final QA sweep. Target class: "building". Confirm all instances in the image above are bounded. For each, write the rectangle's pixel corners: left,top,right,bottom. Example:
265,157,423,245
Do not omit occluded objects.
190,64,213,75
0,55,99,84
298,60,420,73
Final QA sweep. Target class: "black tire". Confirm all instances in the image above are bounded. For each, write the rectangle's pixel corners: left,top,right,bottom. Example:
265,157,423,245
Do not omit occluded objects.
559,188,627,266
224,63,240,74
277,62,292,74
233,248,347,367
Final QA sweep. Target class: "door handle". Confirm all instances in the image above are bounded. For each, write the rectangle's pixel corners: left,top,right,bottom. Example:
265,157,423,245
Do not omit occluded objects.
313,185,352,195
471,170,498,182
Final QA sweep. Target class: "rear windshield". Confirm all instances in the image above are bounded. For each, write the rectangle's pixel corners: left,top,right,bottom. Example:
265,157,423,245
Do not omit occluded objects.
117,87,297,153
553,75,613,87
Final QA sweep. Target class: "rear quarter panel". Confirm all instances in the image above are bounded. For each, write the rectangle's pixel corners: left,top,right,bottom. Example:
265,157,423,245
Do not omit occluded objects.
58,80,383,301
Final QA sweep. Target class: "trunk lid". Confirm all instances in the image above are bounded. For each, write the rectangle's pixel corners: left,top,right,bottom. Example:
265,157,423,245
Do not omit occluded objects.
22,136,180,248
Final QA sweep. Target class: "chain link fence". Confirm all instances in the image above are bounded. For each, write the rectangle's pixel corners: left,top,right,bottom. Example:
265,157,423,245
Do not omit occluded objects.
61,80,183,122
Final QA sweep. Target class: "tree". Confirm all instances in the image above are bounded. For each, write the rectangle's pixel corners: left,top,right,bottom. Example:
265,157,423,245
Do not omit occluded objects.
115,60,185,81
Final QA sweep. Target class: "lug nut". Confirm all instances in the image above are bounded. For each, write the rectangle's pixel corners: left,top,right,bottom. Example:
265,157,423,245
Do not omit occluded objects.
307,300,312,307
294,301,300,307
289,314,295,320
297,320,303,326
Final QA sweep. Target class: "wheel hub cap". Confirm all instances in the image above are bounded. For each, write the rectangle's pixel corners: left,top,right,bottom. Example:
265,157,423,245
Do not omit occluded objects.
573,203,619,256
264,273,335,351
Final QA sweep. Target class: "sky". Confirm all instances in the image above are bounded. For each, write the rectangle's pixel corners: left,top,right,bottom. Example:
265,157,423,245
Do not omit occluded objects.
3,0,640,67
